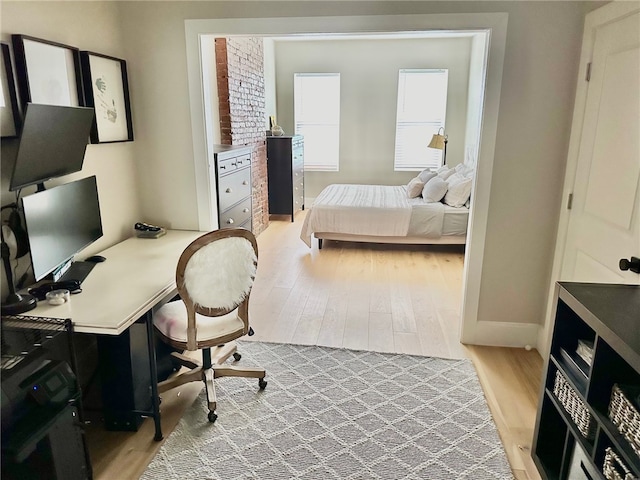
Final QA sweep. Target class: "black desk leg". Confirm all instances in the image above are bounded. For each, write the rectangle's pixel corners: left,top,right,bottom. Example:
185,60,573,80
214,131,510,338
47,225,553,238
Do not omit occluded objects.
144,310,163,441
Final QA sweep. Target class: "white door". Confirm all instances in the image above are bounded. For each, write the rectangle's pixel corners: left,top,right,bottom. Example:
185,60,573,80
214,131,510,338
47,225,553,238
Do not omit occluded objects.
561,4,640,285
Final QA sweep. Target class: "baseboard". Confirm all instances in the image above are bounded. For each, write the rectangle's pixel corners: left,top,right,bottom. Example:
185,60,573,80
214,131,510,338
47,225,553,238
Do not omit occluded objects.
467,320,540,349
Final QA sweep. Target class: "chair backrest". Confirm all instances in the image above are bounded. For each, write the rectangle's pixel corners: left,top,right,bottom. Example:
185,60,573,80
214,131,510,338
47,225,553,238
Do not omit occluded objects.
176,228,258,349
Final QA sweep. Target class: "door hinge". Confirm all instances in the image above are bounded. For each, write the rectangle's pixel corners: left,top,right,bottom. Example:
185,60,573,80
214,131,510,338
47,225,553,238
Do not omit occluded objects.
567,193,573,210
586,62,591,82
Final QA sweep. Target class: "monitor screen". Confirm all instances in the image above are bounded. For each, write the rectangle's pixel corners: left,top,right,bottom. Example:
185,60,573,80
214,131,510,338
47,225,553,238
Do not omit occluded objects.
22,176,103,281
9,103,95,191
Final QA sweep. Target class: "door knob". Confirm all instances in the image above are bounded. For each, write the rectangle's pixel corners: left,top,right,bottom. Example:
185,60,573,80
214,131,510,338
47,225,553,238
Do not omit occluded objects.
619,256,640,274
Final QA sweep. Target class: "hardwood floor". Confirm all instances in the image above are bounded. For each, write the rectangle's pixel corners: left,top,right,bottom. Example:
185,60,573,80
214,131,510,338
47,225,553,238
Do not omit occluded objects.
86,213,543,480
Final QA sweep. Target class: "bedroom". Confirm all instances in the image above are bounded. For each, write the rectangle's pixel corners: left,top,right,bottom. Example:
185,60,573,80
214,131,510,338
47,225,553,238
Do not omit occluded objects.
0,1,623,479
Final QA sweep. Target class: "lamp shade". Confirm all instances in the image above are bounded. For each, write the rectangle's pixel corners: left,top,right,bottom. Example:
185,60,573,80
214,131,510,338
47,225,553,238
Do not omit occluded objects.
427,134,446,150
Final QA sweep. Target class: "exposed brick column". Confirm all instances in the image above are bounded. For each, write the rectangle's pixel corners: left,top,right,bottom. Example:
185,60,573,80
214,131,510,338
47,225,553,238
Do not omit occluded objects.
215,37,268,235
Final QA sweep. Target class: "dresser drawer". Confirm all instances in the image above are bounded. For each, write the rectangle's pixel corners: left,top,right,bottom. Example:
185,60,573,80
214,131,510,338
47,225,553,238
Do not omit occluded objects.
217,153,251,174
220,197,252,229
218,167,251,211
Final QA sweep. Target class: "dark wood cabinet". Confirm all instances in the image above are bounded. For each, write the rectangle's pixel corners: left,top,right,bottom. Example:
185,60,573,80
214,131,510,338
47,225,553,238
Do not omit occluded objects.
532,282,640,480
266,135,304,222
213,145,252,232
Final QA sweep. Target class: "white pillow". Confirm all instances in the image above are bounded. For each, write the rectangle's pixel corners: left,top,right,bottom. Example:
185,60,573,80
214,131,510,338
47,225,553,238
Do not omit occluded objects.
444,176,473,207
422,176,448,203
455,163,475,179
435,166,449,174
406,177,425,198
418,169,437,184
446,172,466,186
454,163,472,176
437,168,456,181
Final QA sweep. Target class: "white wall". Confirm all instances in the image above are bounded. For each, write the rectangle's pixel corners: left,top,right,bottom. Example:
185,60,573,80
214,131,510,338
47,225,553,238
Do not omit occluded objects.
0,1,142,295
273,36,472,198
263,38,277,132
464,33,487,169
1,1,605,348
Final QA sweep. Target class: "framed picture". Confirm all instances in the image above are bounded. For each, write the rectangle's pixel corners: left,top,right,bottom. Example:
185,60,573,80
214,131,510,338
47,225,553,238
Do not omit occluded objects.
80,51,133,143
11,34,83,107
1,43,20,138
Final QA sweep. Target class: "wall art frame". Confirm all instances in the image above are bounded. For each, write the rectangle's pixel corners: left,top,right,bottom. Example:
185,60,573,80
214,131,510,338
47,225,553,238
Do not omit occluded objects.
11,34,83,108
1,43,21,138
80,51,133,143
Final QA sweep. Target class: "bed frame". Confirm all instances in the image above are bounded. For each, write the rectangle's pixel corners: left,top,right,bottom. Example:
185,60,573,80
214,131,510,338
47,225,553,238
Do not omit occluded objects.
315,232,467,249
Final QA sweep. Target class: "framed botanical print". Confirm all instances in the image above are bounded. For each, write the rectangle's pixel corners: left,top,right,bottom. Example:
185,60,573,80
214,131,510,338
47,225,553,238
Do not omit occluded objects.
80,51,134,143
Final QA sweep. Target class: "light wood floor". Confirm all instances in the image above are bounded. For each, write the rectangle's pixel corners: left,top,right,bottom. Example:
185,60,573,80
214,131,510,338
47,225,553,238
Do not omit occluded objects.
86,213,544,480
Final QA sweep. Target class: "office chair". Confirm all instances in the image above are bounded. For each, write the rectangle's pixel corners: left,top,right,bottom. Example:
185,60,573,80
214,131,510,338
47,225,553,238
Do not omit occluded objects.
152,228,266,423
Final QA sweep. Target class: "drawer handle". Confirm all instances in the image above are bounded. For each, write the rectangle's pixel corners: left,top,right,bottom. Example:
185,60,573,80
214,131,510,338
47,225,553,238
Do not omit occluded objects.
295,187,298,191
243,208,250,213
226,188,232,193
227,218,234,224
231,162,237,166
242,181,248,186
220,165,226,170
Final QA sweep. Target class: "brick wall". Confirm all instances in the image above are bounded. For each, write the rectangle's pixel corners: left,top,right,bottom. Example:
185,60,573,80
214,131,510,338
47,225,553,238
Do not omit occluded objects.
215,37,268,235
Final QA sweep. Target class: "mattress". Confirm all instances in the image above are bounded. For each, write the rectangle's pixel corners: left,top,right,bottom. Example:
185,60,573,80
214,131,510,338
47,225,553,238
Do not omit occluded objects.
301,183,469,247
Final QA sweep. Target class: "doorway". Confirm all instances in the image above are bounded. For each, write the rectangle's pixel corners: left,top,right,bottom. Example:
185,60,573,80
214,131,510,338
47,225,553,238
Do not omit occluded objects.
184,13,510,348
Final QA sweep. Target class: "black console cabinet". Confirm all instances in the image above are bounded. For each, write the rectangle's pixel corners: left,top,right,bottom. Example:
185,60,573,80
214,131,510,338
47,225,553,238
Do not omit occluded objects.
267,135,304,222
532,282,640,480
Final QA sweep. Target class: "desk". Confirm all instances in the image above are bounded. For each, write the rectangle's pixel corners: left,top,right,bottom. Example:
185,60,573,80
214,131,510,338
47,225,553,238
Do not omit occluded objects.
26,229,203,440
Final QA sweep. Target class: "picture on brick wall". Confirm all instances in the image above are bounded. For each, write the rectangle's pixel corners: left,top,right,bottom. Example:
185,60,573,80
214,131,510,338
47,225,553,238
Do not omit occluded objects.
80,51,133,143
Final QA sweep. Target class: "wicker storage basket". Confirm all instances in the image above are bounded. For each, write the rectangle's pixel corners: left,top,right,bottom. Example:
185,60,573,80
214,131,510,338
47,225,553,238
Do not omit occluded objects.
609,384,640,458
603,447,636,480
553,370,596,439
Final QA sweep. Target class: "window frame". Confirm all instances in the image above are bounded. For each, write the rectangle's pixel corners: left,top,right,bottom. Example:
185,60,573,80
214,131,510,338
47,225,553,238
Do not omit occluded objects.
294,72,341,172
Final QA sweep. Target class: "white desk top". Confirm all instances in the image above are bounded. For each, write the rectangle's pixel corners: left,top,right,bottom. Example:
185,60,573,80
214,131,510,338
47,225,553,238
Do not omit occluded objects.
28,230,203,335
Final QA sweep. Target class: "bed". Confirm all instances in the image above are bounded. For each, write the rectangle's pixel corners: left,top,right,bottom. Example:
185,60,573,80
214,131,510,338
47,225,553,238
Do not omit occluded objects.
300,183,469,248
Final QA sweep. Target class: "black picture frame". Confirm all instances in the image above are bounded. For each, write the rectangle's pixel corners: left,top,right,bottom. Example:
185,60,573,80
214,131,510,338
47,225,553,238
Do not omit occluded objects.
80,51,133,143
11,34,83,108
1,43,21,138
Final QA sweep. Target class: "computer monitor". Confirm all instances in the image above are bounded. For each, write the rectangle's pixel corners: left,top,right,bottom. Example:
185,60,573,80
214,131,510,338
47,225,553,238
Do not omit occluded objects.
21,176,104,282
9,103,95,192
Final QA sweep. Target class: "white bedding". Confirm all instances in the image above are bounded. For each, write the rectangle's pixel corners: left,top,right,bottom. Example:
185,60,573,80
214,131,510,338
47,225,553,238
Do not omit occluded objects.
301,184,469,247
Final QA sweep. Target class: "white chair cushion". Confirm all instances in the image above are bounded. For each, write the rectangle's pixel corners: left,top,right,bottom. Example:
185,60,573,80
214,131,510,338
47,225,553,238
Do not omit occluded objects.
183,236,256,310
153,300,244,344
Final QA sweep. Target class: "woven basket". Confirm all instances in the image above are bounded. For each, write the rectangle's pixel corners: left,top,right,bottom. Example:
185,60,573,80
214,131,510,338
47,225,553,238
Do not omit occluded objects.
553,370,596,439
609,384,640,458
603,447,636,480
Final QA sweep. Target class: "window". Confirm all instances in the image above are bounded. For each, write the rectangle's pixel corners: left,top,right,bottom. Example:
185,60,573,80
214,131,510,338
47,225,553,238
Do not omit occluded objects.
294,73,340,171
394,69,449,171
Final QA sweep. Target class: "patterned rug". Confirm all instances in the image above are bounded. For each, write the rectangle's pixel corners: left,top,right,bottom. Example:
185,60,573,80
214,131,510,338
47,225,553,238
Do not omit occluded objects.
142,342,513,479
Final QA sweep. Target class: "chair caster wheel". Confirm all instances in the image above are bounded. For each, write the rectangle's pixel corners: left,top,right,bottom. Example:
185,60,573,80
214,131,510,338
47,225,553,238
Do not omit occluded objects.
258,378,267,390
208,411,218,423
233,352,242,361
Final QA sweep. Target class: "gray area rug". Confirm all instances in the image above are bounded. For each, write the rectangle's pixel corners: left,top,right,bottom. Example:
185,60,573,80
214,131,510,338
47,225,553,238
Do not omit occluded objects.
143,342,513,479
